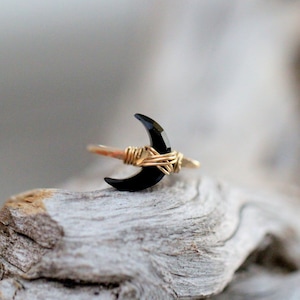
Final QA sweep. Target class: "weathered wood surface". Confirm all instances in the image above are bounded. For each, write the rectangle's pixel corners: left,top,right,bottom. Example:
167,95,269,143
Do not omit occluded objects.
1,176,300,299
2,1,300,299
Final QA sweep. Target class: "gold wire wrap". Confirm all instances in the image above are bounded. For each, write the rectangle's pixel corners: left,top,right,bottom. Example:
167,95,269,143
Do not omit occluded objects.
124,146,183,175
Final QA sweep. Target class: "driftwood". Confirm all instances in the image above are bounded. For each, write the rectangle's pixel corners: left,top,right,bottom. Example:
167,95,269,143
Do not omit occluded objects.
2,1,300,299
1,175,300,299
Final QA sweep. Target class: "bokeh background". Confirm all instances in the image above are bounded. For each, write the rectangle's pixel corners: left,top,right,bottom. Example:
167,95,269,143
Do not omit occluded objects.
1,1,154,200
1,1,300,202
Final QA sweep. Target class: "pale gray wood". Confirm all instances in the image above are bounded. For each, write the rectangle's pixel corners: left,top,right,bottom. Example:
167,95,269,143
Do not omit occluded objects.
2,1,300,299
213,267,300,300
1,176,300,299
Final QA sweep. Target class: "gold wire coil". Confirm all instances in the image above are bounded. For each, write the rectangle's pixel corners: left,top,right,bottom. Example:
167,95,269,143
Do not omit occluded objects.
124,146,183,175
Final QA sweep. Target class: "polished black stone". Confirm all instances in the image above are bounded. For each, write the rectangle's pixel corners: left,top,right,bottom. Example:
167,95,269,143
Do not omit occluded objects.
104,113,171,192
134,113,171,154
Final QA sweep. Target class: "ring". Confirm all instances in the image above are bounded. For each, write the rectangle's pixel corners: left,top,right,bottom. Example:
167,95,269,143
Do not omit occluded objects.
87,113,200,191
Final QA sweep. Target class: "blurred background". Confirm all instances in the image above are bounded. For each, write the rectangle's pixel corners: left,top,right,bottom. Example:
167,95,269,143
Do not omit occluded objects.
1,1,300,202
1,0,154,200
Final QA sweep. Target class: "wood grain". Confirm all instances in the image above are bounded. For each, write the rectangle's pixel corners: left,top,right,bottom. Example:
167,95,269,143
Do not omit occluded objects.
1,177,300,299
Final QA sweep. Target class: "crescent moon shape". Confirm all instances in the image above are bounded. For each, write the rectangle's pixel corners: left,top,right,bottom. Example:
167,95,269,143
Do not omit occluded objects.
104,113,171,191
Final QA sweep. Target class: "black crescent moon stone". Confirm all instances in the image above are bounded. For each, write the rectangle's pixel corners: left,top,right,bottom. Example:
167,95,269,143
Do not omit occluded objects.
104,113,171,192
